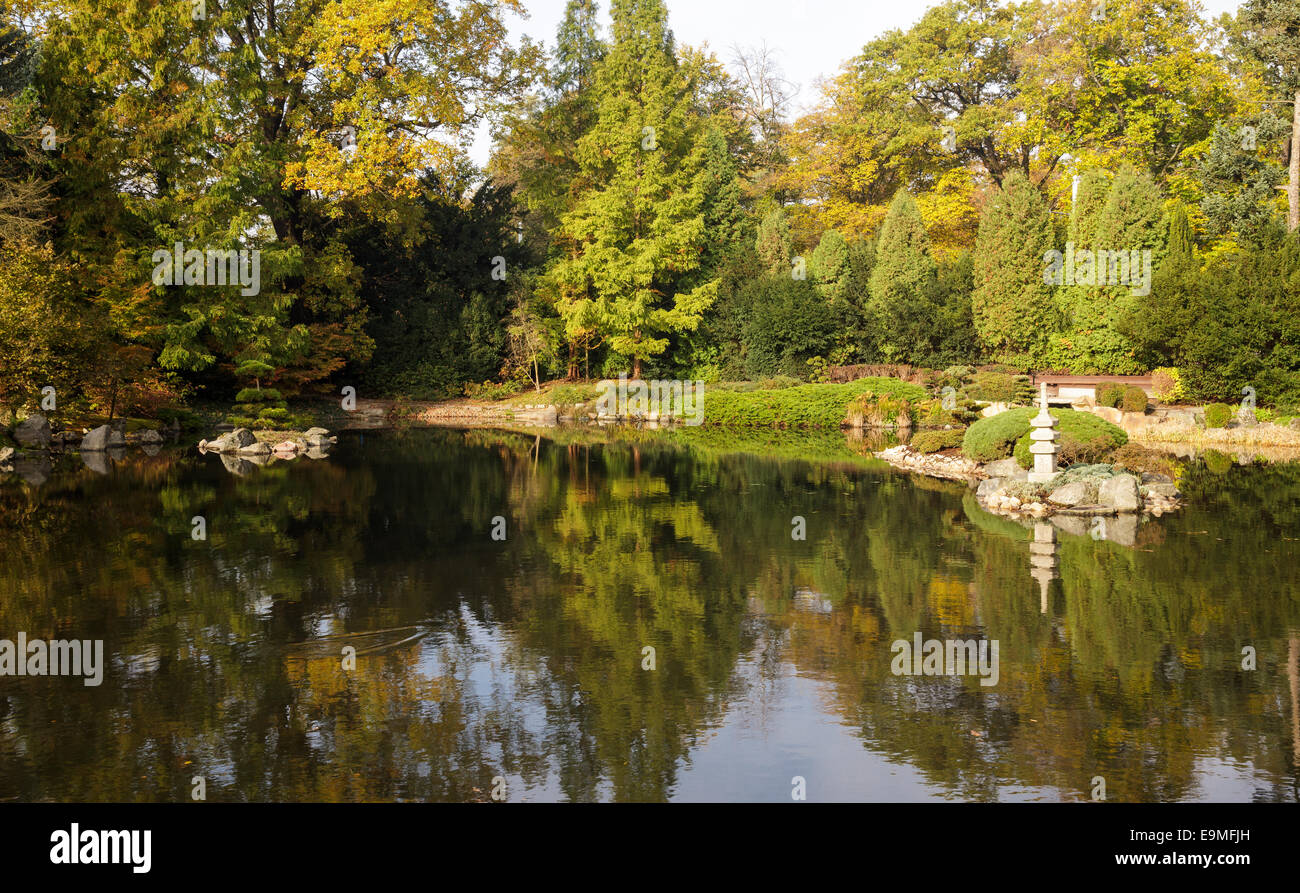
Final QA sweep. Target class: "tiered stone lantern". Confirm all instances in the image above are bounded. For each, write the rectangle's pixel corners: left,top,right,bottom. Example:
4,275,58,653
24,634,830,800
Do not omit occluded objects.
1027,382,1059,484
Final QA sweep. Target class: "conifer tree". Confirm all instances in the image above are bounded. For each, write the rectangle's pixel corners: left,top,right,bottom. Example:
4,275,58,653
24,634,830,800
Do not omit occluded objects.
971,170,1058,356
755,207,793,275
810,229,851,303
547,0,722,378
868,190,938,361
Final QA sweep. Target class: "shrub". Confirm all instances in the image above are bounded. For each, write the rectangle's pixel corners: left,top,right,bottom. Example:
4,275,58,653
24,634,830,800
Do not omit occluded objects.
962,407,1127,465
1204,403,1233,428
235,388,283,404
759,375,804,390
909,429,965,453
1121,386,1149,413
1096,384,1124,408
1150,367,1185,403
1110,443,1178,478
847,392,913,428
965,371,1033,403
705,378,928,429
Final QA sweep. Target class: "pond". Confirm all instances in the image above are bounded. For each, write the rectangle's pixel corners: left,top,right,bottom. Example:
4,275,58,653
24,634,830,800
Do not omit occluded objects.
1,426,1297,802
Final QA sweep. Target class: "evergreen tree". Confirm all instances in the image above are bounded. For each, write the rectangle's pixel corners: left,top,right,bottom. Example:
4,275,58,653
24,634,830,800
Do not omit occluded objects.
809,229,851,302
1120,202,1199,367
755,207,793,275
868,190,938,362
546,0,721,379
971,170,1058,357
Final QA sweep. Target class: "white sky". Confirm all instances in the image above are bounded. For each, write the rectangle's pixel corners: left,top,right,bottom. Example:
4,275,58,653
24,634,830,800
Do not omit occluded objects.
470,0,1246,167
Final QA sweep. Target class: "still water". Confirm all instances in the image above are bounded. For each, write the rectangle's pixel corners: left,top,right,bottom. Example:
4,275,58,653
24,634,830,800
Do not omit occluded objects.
1,426,1297,802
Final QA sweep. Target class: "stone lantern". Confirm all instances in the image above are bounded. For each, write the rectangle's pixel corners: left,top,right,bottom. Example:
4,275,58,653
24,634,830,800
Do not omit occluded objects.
1029,522,1058,615
1027,382,1059,484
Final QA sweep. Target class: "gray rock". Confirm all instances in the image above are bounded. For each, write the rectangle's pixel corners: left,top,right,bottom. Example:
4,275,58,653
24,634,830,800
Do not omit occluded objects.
219,453,255,476
1290,418,1300,432
13,414,51,448
1048,481,1091,506
239,441,272,455
1146,482,1180,499
51,430,82,446
1099,474,1141,513
138,429,164,445
0,446,13,465
1236,408,1258,427
303,427,330,438
1098,514,1138,547
1050,515,1090,538
209,428,256,453
80,424,114,452
1140,472,1173,484
976,477,1003,499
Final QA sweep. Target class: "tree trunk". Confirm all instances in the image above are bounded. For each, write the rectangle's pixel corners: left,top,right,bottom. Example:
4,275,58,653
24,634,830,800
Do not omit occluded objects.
1290,89,1300,233
633,356,642,380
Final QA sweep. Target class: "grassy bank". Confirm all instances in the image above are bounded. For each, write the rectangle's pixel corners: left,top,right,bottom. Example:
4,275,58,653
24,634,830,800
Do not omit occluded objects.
700,378,930,429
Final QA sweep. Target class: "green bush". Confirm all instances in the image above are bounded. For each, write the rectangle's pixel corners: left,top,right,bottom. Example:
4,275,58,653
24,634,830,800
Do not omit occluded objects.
1204,403,1233,428
702,378,927,429
1096,384,1124,408
961,407,1127,464
909,429,964,453
1121,386,1149,413
965,371,1033,404
1150,367,1185,403
234,388,283,404
1202,449,1233,474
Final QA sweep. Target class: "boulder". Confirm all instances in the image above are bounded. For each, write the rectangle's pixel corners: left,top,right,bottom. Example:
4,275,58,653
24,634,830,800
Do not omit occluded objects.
1140,472,1173,485
1051,515,1090,538
80,424,114,452
303,427,330,438
239,441,272,455
976,477,1003,500
209,428,256,453
13,414,51,448
1146,482,1180,499
1289,418,1300,432
138,429,164,445
1236,408,1258,428
0,446,13,465
13,455,50,486
272,441,298,455
1099,474,1141,513
984,458,1022,478
51,430,82,446
1047,481,1091,506
80,449,111,475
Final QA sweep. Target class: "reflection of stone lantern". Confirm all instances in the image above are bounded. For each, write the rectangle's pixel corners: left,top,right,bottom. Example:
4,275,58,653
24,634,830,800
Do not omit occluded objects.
1028,382,1059,484
1029,522,1059,614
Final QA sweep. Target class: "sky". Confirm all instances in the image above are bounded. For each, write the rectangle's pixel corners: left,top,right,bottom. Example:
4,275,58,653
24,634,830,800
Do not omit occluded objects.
469,0,1247,167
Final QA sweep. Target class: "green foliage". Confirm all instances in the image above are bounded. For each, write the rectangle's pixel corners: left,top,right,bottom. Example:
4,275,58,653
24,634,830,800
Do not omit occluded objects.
972,170,1058,355
868,191,938,362
739,276,838,379
964,371,1033,404
1121,386,1149,413
1150,367,1186,403
909,429,964,453
1204,403,1233,428
810,229,851,302
701,378,927,429
1097,384,1125,408
756,208,793,275
961,407,1127,464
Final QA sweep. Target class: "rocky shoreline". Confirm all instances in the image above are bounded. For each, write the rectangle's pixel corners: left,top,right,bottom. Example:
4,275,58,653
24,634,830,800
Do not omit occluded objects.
877,445,1183,520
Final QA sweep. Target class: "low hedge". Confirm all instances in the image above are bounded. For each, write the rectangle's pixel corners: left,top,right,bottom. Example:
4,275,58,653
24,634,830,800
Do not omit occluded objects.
1121,386,1149,413
909,429,965,453
701,377,928,429
1204,403,1233,429
961,407,1128,465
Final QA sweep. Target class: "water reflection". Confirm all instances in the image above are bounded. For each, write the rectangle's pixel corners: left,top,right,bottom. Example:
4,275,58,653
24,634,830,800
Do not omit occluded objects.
0,426,1297,802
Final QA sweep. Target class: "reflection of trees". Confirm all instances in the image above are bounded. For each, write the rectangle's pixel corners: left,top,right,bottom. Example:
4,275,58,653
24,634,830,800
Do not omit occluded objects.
0,431,1298,802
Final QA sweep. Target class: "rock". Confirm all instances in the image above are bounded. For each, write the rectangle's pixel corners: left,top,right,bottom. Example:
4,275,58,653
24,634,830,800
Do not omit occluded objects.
0,446,13,465
219,453,255,476
52,430,82,446
1099,474,1141,513
138,429,164,445
80,425,115,452
1140,472,1173,484
1048,481,1091,506
209,428,257,453
198,439,209,451
1237,408,1258,427
1146,482,1180,499
13,414,51,448
141,443,161,457
976,477,1003,499
1290,418,1300,432
239,441,272,455
303,427,330,438
272,441,298,455
1051,515,1090,538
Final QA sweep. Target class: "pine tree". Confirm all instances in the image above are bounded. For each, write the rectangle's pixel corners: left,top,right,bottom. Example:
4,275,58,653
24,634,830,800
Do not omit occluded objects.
547,0,719,379
971,170,1058,357
868,190,938,362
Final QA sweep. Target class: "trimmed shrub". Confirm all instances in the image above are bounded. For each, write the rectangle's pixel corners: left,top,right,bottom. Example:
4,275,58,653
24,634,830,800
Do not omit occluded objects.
1110,443,1178,478
1202,449,1232,474
1097,384,1124,408
909,429,965,453
1150,367,1185,403
704,378,927,429
962,407,1127,465
965,371,1033,403
1204,403,1233,428
1121,386,1149,413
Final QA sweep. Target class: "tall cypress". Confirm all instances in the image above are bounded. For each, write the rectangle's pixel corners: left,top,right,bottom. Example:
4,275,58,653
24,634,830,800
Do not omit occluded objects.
868,190,938,362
